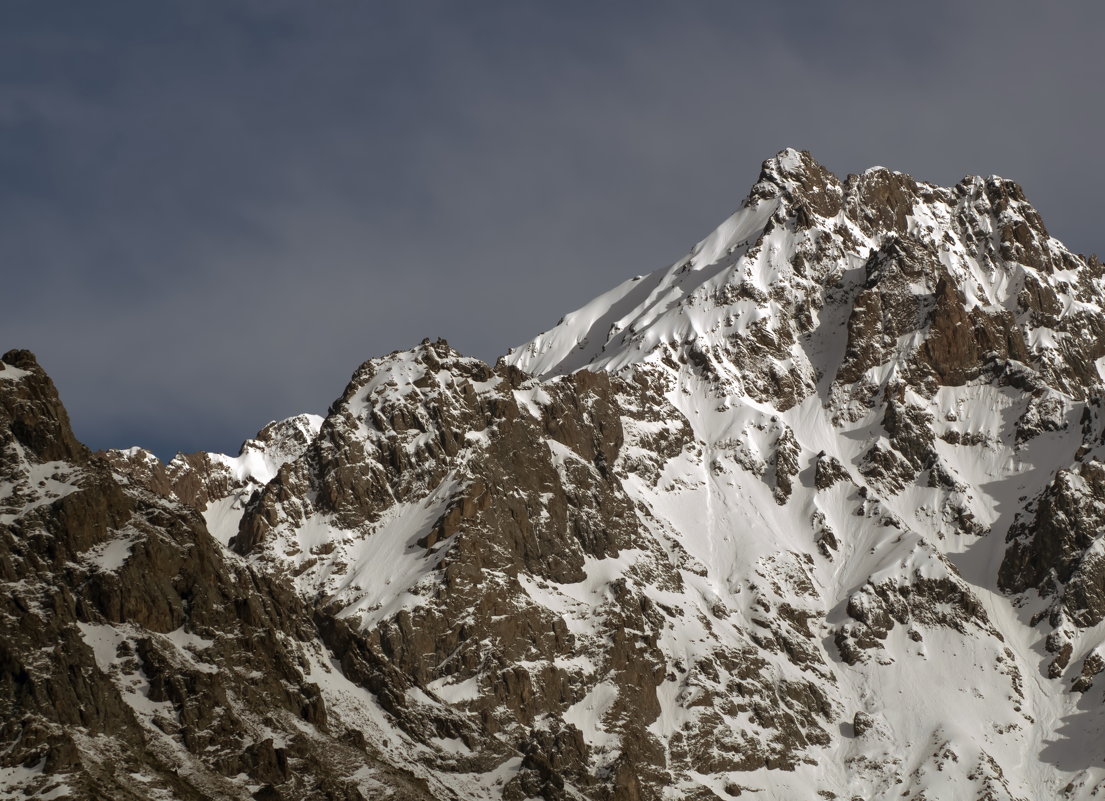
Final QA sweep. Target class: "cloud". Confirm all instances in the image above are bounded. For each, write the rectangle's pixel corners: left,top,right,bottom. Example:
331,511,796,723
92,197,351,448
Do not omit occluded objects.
1,1,1102,457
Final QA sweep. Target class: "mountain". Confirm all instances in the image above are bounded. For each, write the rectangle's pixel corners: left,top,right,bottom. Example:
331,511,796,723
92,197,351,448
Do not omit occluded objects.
4,149,1105,800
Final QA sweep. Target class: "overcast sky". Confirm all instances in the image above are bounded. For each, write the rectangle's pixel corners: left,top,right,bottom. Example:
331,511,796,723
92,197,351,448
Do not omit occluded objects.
2,1,1102,458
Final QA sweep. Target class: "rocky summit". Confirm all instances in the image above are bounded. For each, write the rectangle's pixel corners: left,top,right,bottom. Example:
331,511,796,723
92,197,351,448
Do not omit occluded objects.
4,149,1105,800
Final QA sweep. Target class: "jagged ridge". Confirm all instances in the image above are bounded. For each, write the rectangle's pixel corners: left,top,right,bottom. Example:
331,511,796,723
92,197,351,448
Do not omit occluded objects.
5,149,1105,800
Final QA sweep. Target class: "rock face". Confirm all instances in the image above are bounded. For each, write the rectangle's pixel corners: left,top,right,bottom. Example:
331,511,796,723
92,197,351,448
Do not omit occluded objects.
6,149,1105,800
101,412,323,546
0,352,431,800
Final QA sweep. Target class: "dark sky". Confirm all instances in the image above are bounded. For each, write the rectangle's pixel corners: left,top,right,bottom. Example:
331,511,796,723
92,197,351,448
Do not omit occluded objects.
3,1,1102,459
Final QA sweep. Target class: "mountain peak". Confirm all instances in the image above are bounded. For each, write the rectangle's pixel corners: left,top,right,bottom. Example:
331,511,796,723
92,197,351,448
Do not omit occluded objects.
751,147,844,221
1,348,41,372
756,147,823,182
1,348,88,464
506,150,1102,408
10,152,1105,801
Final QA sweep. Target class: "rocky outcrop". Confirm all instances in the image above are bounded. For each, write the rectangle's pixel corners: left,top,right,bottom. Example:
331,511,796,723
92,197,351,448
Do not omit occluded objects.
0,351,431,800
0,349,88,464
1000,460,1105,629
102,413,323,542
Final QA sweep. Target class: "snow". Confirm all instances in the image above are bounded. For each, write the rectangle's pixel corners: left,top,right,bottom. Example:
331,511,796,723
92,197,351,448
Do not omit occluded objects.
301,641,538,800
0,759,73,801
563,679,620,748
426,675,481,704
84,530,142,572
118,445,158,460
0,363,29,381
690,196,780,268
261,477,463,629
168,412,326,545
162,625,215,650
430,736,472,755
202,493,248,547
77,622,175,719
0,459,79,525
513,385,553,418
208,413,324,486
518,550,644,640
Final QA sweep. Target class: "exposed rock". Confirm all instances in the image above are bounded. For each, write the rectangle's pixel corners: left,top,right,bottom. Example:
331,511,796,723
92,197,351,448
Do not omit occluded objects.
1072,651,1105,693
0,349,88,464
10,149,1105,801
772,427,800,504
814,452,851,491
0,352,432,800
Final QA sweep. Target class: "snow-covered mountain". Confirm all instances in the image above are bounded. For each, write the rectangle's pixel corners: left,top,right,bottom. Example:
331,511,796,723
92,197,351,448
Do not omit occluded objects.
4,149,1105,800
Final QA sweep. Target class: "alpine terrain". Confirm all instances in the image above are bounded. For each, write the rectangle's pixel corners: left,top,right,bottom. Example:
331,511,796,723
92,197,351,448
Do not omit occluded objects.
5,149,1105,800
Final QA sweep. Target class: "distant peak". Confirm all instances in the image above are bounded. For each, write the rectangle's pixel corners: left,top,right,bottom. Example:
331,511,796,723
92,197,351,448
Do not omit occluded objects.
751,148,843,220
0,348,88,463
760,147,821,176
755,148,833,188
954,173,1031,206
505,149,1094,390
